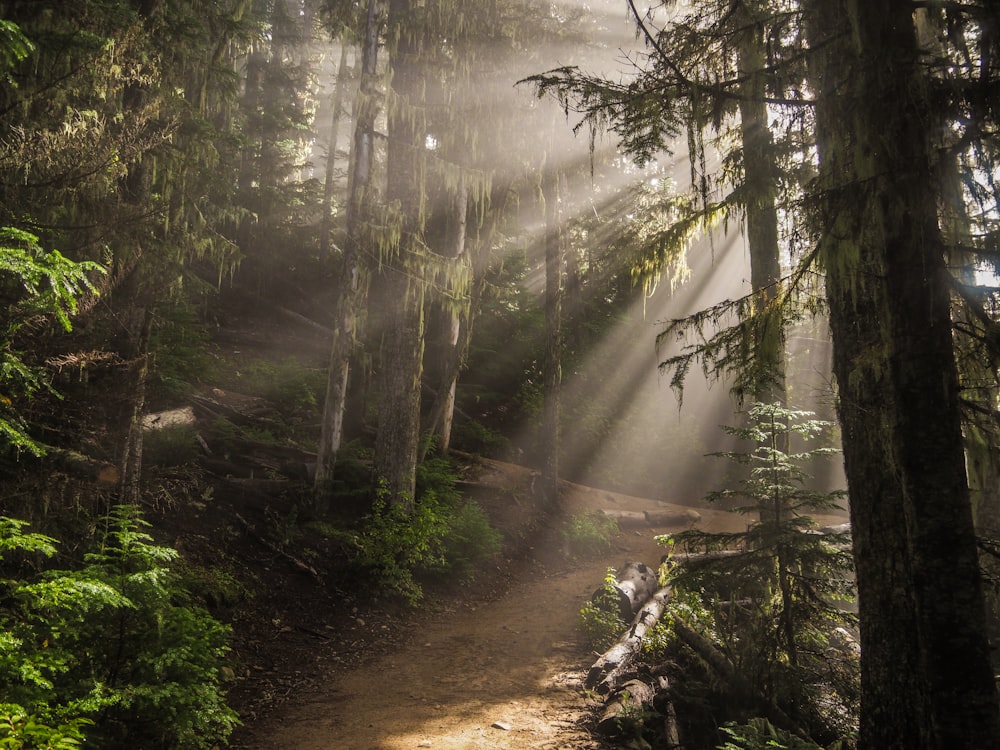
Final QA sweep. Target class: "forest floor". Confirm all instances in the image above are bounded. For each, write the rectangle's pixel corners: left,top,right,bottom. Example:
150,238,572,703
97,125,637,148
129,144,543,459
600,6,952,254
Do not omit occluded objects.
142,292,759,749
190,458,752,750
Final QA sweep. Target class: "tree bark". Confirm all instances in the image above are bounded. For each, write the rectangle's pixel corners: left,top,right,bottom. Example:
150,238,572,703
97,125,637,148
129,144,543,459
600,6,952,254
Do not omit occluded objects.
372,0,427,509
422,184,470,454
587,586,672,695
805,1,1000,747
596,677,661,736
592,561,659,622
319,40,351,259
541,160,562,504
315,0,383,506
735,2,785,407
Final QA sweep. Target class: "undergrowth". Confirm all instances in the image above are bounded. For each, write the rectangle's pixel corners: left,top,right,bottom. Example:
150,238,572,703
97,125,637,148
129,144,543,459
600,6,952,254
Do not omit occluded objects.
354,455,502,604
0,505,238,749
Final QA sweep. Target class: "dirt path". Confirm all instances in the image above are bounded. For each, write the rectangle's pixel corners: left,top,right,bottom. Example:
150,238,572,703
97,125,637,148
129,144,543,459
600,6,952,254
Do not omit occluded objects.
246,476,753,750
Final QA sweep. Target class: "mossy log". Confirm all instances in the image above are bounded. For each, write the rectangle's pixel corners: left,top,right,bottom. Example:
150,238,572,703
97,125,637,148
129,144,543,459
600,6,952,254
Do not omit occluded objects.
596,676,661,735
587,586,673,694
43,445,120,485
593,561,659,622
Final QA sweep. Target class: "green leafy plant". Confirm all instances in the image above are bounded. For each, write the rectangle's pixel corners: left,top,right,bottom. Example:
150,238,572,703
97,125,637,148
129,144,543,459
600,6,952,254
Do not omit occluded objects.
0,228,104,455
356,458,503,603
579,568,628,651
0,507,239,749
439,501,503,582
663,403,857,744
563,511,618,558
355,484,450,604
717,718,831,750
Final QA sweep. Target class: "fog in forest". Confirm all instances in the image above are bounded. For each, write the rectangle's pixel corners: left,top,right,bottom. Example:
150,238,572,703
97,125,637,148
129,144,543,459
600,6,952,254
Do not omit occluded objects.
220,0,844,508
281,1,844,504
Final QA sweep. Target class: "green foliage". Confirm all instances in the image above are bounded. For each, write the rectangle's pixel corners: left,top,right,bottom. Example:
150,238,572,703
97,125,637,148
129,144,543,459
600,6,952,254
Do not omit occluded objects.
717,718,831,750
579,569,627,651
563,511,618,558
451,418,511,458
0,20,34,83
0,704,90,749
0,229,104,455
233,357,325,413
662,403,857,742
356,459,503,603
438,501,502,582
0,507,239,749
148,305,218,403
355,484,450,604
143,425,202,468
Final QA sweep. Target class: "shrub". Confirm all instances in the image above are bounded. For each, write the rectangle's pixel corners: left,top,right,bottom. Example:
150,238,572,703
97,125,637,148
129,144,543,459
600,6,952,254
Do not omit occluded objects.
355,484,450,604
0,507,239,749
563,511,618,558
439,501,502,582
143,425,202,467
579,569,627,651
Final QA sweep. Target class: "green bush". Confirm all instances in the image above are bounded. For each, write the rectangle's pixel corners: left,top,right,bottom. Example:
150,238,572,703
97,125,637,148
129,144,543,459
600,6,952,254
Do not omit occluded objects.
439,501,502,582
356,460,504,603
718,718,829,750
148,304,218,403
0,507,239,749
355,485,449,604
231,357,324,412
579,569,627,651
563,511,618,558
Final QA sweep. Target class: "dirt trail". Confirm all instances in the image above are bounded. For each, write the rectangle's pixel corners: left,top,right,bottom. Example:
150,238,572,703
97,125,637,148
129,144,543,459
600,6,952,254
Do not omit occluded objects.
247,472,754,750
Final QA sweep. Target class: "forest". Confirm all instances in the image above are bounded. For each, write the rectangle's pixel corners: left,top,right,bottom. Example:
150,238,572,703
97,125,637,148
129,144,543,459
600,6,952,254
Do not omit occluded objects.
0,0,998,748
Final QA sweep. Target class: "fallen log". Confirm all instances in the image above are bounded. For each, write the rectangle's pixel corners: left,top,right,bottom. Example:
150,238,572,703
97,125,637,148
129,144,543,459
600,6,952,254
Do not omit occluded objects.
43,445,120,485
141,406,196,431
587,586,673,694
645,508,701,527
600,509,648,529
593,561,659,622
596,676,662,735
672,616,802,734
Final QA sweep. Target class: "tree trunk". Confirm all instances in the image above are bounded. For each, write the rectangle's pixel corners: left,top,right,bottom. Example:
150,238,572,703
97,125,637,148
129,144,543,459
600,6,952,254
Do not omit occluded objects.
372,0,426,509
541,159,562,504
319,40,351,259
314,0,383,506
587,586,672,694
596,677,660,736
735,3,784,407
805,1,1000,747
422,184,470,454
872,4,1000,741
592,561,659,622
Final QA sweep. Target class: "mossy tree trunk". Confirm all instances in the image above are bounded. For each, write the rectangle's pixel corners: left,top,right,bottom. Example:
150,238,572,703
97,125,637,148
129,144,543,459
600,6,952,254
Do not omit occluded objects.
315,0,384,504
541,159,562,504
806,1,1000,747
372,0,428,510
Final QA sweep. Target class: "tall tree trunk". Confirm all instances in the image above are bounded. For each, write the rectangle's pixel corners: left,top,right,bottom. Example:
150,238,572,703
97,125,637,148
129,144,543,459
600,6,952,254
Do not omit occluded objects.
319,41,351,259
806,1,1000,747
119,308,154,505
422,184,470,455
314,0,383,505
541,160,562,504
735,3,784,407
373,0,426,509
869,4,1000,743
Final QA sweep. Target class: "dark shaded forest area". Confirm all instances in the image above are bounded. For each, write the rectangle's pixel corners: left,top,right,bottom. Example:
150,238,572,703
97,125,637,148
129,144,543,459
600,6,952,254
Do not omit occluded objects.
1,1,999,748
